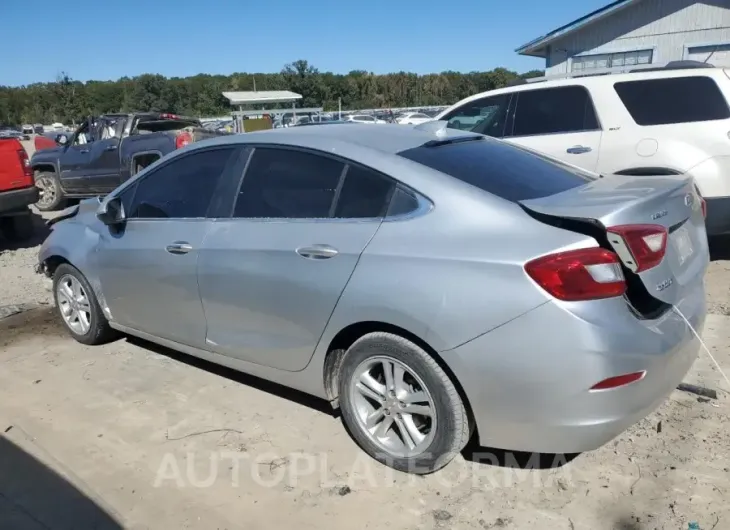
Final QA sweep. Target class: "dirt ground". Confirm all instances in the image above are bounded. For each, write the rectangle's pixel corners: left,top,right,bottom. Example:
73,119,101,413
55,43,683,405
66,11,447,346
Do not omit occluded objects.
1,143,729,529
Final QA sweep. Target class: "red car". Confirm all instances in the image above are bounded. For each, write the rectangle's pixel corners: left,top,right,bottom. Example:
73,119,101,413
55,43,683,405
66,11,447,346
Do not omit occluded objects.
0,137,38,241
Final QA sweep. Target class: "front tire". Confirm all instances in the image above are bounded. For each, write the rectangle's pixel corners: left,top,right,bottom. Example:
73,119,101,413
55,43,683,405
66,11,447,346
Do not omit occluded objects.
53,263,118,345
35,170,65,211
339,332,470,474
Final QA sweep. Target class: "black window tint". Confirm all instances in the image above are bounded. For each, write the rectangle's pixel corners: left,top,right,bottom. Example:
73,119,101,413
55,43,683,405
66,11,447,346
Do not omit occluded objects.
234,148,344,218
398,137,593,202
127,148,234,219
442,94,510,137
614,76,730,126
118,183,137,216
334,166,394,218
512,86,599,136
387,187,420,217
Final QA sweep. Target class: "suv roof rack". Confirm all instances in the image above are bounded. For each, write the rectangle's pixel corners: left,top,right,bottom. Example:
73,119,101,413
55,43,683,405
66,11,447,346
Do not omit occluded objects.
630,60,715,73
525,60,717,84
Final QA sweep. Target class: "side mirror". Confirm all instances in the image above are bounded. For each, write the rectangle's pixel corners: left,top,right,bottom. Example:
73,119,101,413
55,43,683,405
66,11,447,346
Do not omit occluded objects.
97,197,126,226
55,134,68,146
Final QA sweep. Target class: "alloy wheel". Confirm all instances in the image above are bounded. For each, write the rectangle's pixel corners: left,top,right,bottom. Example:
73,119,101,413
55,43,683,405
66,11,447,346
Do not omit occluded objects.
36,176,56,209
349,356,437,458
56,274,92,335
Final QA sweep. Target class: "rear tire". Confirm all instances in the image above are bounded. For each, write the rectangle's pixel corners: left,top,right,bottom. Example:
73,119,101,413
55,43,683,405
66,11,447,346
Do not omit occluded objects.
338,332,470,474
35,170,65,211
0,212,34,242
53,263,119,345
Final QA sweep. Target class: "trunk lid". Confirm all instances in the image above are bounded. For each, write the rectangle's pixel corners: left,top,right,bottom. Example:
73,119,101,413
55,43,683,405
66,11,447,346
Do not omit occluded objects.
520,174,709,306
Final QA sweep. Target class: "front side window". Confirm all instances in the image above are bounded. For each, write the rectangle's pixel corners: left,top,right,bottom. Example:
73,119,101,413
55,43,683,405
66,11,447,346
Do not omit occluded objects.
126,148,235,219
512,86,599,137
614,76,730,126
441,94,510,138
234,148,344,218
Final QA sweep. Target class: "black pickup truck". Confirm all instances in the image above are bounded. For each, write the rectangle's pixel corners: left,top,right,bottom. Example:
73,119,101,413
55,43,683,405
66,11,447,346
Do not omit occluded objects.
30,112,228,211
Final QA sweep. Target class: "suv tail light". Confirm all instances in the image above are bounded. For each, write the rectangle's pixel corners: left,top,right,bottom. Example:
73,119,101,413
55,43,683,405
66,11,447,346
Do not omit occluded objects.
17,148,32,177
524,248,626,301
175,131,192,149
607,224,667,273
700,196,707,218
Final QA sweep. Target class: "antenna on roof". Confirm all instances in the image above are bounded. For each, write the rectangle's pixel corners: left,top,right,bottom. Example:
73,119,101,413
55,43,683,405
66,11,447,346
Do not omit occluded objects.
414,120,449,138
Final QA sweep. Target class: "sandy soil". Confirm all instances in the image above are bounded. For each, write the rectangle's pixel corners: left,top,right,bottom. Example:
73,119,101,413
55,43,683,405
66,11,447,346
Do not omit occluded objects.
1,144,729,529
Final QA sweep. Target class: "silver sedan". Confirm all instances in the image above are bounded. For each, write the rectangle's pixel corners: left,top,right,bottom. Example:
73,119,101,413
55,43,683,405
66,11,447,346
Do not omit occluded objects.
37,122,708,473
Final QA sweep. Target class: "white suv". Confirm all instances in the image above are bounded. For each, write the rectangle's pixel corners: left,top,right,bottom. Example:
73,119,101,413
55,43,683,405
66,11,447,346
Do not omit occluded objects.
436,63,730,236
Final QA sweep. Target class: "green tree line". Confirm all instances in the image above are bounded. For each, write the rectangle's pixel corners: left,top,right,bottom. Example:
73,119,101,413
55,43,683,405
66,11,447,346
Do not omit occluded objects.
0,60,543,126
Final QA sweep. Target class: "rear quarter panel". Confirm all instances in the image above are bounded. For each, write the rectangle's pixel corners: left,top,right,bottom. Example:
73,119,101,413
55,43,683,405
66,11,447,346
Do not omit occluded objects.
323,183,599,353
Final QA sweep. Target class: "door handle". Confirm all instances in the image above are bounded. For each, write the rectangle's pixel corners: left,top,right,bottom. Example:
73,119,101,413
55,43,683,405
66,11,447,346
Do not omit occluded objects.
296,245,339,260
105,145,118,151
79,149,90,154
566,145,592,154
165,241,193,255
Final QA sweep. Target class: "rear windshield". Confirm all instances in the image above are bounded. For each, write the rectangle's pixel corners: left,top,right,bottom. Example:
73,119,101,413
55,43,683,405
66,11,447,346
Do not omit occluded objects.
397,137,594,202
614,76,730,126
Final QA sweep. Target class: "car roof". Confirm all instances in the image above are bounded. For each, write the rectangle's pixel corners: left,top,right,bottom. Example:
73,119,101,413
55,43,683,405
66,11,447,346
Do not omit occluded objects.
441,66,729,113
191,122,481,155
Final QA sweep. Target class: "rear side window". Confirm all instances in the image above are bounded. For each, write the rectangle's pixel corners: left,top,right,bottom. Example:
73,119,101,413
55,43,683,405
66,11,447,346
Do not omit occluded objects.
512,86,599,137
398,138,593,202
234,147,344,218
614,76,730,125
334,165,395,218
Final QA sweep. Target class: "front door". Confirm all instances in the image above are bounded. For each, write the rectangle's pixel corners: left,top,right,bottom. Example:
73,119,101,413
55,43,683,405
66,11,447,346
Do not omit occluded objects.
58,122,94,193
86,116,127,193
506,85,603,172
95,146,240,348
198,147,395,372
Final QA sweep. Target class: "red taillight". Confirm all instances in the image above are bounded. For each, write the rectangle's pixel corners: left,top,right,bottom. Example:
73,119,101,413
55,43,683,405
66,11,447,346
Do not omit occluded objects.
175,131,192,149
17,148,32,177
701,197,707,218
524,247,626,302
607,224,667,273
590,371,646,391
160,113,180,120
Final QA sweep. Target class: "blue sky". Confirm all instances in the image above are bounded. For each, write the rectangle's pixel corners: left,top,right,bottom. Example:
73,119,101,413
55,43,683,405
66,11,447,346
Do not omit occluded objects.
2,0,609,86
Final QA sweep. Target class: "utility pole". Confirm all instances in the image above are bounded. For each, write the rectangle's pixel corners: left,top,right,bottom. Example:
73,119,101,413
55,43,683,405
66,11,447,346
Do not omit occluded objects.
338,98,342,120
253,76,257,92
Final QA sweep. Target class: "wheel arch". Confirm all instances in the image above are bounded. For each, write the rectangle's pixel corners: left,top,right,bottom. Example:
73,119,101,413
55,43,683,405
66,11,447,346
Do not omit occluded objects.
32,163,58,175
322,320,476,437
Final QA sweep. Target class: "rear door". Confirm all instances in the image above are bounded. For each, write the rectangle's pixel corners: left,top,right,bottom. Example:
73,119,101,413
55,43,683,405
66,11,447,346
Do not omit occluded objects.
198,146,395,372
506,85,603,172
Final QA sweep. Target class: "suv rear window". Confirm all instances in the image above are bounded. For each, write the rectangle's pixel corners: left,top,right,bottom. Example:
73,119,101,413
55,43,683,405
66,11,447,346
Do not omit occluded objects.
398,137,594,202
614,76,730,126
